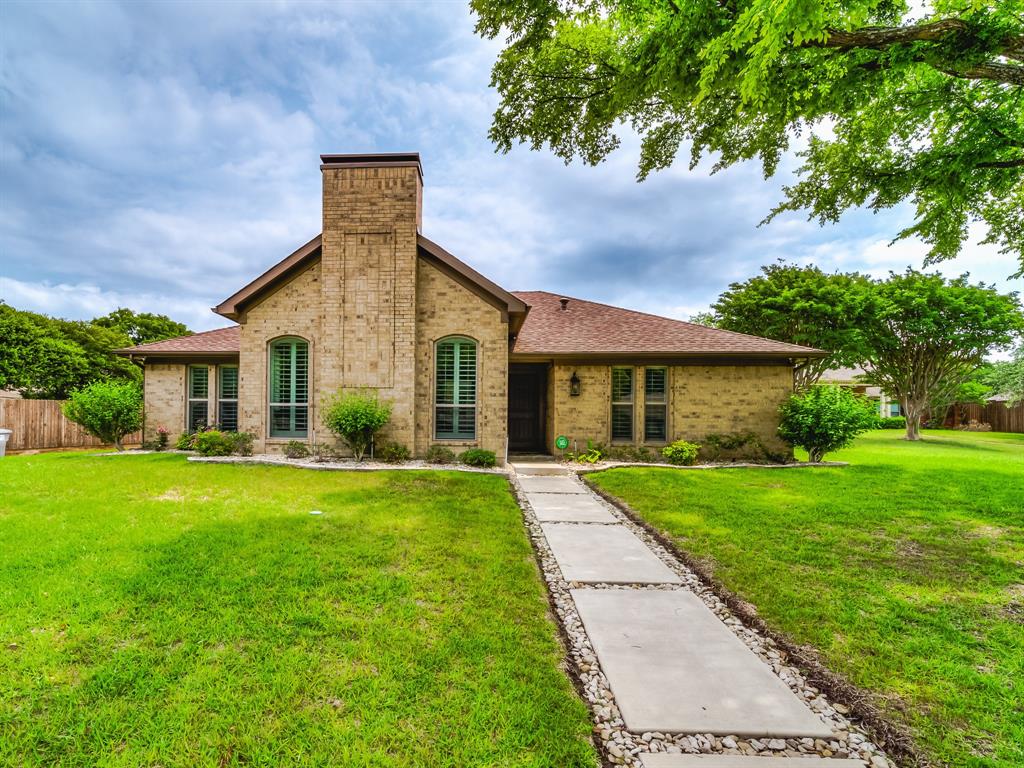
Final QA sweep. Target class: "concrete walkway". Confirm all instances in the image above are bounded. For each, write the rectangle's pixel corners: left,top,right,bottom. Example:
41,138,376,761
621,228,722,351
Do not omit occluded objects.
512,460,841,756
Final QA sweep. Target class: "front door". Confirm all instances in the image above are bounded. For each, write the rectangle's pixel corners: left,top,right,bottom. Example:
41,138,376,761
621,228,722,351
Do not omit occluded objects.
508,364,547,453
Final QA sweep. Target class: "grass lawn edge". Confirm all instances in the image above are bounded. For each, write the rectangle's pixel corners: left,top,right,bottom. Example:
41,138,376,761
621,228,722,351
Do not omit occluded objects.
505,475,608,767
582,474,924,768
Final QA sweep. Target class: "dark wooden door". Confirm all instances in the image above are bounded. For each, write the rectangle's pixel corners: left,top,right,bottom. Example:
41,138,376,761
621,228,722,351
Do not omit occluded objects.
508,364,547,452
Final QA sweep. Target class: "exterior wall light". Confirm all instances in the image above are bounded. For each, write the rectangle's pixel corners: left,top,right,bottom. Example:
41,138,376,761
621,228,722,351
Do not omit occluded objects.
569,371,581,397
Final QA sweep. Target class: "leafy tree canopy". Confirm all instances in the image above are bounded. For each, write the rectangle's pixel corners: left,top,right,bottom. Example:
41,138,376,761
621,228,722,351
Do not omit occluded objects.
474,0,1024,275
707,262,872,387
0,303,176,398
92,307,190,346
778,384,879,462
982,343,1024,405
857,269,1023,438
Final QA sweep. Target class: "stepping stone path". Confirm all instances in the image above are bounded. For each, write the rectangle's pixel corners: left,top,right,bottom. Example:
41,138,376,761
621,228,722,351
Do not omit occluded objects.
640,756,866,768
544,524,682,585
511,460,879,768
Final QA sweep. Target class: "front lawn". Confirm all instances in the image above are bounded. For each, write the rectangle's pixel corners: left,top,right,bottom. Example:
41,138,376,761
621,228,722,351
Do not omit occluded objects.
0,453,597,768
589,430,1024,768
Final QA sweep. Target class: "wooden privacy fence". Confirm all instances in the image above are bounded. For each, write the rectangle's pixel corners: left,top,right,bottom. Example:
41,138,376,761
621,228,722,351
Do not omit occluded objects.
947,400,1024,433
0,398,142,451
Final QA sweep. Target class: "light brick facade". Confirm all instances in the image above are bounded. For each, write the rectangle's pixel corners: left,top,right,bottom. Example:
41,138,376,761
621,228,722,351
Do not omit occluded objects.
546,363,792,457
142,363,186,443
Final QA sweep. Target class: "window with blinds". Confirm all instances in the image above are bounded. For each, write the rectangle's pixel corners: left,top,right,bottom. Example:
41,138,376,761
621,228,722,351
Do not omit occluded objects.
644,367,667,442
187,365,209,431
435,337,477,440
611,367,634,441
218,365,239,432
269,338,309,438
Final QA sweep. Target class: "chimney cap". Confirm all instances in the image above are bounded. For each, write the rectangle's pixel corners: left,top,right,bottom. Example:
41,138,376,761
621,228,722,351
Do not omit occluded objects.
559,297,570,311
320,152,422,180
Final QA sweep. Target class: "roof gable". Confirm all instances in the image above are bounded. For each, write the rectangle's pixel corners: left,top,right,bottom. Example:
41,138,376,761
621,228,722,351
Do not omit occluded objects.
213,233,527,322
511,291,825,357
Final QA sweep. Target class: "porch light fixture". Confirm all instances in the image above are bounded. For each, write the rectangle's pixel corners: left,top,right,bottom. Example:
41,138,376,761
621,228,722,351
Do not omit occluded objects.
569,371,581,397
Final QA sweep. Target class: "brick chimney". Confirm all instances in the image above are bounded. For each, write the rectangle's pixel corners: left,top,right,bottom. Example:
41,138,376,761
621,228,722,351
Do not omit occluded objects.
317,152,423,447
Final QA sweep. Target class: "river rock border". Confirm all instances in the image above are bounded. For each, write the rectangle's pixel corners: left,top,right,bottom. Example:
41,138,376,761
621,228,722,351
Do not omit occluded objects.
509,469,896,768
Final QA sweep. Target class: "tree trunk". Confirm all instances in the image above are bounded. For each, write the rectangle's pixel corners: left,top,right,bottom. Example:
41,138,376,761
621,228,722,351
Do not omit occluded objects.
114,436,124,452
808,447,824,463
904,403,923,441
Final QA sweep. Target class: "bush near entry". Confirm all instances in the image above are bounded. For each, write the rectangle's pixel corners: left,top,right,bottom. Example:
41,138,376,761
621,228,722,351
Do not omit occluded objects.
661,440,700,465
459,448,497,468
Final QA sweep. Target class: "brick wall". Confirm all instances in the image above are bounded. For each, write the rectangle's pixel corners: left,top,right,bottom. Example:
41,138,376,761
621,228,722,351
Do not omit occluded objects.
237,262,322,451
415,258,508,459
143,363,186,443
548,363,792,456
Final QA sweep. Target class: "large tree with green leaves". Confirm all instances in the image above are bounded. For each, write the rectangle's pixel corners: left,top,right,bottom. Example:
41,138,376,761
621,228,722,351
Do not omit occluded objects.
858,269,1023,440
0,303,145,399
707,263,871,388
92,307,190,346
473,0,1024,274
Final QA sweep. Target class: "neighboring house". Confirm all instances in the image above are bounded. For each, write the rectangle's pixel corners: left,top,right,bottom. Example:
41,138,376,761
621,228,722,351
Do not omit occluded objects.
819,366,900,417
117,153,825,462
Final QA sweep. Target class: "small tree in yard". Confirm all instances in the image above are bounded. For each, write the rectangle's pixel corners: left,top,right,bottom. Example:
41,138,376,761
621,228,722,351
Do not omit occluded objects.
322,390,392,461
858,270,1023,440
778,386,878,463
61,380,143,451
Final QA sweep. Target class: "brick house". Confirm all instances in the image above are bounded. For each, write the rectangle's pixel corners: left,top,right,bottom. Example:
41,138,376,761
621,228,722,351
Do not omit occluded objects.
118,153,824,462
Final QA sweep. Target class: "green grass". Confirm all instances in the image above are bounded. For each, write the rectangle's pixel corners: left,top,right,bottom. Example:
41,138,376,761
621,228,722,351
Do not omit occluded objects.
589,430,1024,768
0,453,597,768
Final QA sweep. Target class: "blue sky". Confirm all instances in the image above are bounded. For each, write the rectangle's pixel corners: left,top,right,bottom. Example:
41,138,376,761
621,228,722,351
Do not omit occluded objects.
2,0,1020,332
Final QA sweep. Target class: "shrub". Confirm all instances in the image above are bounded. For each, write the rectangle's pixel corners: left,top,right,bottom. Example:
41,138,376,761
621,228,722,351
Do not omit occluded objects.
61,380,143,451
425,444,456,464
459,448,496,468
283,440,310,459
878,416,906,429
604,445,657,463
228,431,254,456
193,429,235,457
175,431,197,450
322,390,393,462
310,443,338,463
700,431,771,462
661,439,700,466
377,441,411,463
778,385,879,463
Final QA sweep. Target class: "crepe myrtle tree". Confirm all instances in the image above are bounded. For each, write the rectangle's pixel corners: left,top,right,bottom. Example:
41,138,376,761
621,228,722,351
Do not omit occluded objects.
709,263,872,389
473,0,1024,276
858,269,1024,440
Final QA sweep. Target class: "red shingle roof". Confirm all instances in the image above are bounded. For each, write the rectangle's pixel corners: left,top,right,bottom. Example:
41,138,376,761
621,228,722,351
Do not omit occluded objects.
511,291,824,357
117,326,240,356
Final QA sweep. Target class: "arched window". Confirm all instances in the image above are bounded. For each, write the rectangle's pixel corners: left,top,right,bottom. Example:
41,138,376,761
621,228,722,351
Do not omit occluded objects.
269,337,309,438
435,337,477,440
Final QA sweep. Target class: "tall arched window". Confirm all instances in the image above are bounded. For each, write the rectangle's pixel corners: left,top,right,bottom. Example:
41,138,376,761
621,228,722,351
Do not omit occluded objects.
435,337,477,440
269,337,309,438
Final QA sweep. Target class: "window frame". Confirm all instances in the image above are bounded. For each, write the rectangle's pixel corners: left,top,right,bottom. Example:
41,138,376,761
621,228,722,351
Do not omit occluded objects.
268,337,309,439
434,336,478,441
643,366,668,444
186,365,209,432
217,364,239,432
610,366,634,443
